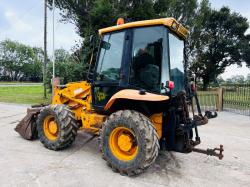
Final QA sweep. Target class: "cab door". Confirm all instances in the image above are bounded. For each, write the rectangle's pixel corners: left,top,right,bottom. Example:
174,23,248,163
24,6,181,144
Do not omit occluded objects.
92,31,126,110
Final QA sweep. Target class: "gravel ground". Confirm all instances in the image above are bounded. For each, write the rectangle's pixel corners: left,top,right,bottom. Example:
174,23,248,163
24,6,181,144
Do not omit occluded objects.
0,102,249,187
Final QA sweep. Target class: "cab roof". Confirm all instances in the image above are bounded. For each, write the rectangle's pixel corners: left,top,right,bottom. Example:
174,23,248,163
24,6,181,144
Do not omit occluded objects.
98,17,189,39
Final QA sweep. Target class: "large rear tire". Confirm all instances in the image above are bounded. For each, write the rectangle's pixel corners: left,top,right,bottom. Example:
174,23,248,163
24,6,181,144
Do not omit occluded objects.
100,110,159,176
37,105,78,150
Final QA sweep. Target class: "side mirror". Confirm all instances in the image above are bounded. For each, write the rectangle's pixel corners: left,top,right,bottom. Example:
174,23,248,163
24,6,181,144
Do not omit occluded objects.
101,41,111,50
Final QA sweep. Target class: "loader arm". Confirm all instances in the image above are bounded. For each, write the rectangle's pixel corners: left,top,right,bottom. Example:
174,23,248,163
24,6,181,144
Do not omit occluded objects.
52,81,92,120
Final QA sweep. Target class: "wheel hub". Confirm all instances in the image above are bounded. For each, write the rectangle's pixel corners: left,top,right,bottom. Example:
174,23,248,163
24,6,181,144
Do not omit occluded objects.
109,127,138,161
43,115,58,141
48,121,58,134
118,134,133,152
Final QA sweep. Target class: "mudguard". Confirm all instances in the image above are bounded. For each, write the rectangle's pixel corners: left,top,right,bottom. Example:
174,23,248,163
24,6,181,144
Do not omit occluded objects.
104,89,169,110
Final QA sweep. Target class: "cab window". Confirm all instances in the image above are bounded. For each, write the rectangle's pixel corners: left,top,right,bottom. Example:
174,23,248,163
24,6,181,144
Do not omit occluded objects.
130,26,164,92
169,32,185,94
96,31,125,82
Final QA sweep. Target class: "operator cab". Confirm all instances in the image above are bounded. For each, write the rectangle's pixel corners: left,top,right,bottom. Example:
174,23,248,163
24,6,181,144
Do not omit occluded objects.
92,18,188,109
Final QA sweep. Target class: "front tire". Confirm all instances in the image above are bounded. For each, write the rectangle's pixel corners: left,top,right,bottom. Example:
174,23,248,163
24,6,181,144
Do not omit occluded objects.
37,105,78,150
100,110,159,176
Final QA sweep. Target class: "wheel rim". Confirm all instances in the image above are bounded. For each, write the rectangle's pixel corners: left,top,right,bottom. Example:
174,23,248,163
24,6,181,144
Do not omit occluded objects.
109,127,138,161
43,115,59,141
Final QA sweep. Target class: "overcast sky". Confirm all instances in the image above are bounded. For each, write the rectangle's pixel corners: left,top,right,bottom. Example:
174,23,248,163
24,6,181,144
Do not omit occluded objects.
0,0,81,54
0,0,249,79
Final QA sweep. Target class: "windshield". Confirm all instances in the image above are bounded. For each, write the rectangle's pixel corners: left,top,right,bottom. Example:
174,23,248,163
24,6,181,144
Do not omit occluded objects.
169,33,185,95
96,31,125,82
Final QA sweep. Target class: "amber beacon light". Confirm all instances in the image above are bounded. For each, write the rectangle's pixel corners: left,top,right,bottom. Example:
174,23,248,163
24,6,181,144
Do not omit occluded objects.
117,18,125,25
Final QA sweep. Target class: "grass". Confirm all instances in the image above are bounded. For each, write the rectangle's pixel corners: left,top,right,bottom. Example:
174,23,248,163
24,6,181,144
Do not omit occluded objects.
0,81,42,85
0,86,51,104
197,94,217,106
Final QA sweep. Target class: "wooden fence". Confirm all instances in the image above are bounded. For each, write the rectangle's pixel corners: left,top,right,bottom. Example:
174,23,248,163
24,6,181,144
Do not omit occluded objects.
222,84,250,116
197,88,223,112
197,84,250,116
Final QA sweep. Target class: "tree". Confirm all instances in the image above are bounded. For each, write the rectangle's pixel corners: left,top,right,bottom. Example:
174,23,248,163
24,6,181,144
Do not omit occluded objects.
189,7,250,90
226,78,233,84
22,47,44,82
243,37,250,68
48,0,158,37
231,75,245,83
246,73,250,83
217,76,225,84
0,40,43,82
187,0,211,75
46,48,88,85
154,0,197,27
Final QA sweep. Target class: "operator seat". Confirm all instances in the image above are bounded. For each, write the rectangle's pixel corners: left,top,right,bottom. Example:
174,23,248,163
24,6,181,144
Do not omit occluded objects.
131,50,160,92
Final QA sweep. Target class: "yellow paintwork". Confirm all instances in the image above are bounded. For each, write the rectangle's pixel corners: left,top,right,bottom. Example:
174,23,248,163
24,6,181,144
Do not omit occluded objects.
43,115,58,141
52,81,92,120
109,127,138,161
150,113,163,138
98,17,189,39
52,81,164,139
118,134,132,152
49,121,58,134
81,111,106,134
52,81,106,134
105,89,169,111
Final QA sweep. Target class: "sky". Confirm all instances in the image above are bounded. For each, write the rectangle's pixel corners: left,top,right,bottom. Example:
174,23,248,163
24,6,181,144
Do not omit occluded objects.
0,0,249,79
0,0,81,55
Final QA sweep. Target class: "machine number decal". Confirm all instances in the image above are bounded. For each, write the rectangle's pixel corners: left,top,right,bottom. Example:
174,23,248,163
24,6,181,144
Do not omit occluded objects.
96,89,107,101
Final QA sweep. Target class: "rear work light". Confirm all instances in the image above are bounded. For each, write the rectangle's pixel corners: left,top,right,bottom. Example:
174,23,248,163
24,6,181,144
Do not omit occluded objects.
167,81,174,90
191,83,196,92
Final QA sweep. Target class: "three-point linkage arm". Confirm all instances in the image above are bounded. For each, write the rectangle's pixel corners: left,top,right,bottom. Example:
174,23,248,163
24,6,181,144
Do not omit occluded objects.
187,83,224,160
192,145,224,160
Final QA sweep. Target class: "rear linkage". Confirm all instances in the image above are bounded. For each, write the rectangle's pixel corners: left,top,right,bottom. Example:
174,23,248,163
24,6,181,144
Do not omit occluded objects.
193,145,224,160
190,88,224,159
161,88,224,160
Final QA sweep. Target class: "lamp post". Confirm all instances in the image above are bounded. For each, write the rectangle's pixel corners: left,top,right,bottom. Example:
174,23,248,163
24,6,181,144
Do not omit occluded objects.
52,0,55,79
51,0,59,96
43,0,47,99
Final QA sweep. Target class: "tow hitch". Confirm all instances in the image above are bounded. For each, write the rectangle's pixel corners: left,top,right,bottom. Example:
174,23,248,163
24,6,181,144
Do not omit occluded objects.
192,145,224,160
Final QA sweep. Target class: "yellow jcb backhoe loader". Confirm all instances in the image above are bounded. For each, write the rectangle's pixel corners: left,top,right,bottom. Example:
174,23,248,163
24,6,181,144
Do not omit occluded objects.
15,17,223,176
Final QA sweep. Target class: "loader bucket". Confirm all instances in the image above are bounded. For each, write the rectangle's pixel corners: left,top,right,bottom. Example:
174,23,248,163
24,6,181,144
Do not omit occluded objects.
15,106,44,140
